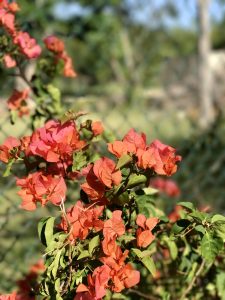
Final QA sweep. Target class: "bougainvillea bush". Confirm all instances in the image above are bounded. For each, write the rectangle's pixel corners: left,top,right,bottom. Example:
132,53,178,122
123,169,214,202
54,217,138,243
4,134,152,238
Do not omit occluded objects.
0,1,225,299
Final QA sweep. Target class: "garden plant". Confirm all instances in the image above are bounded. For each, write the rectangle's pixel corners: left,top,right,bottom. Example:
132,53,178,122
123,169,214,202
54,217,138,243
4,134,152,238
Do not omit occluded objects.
0,1,225,299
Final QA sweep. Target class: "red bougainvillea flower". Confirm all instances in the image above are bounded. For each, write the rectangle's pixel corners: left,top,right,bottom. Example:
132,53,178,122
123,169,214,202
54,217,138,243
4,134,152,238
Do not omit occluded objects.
93,157,122,188
3,54,16,68
136,214,158,248
59,200,104,242
0,136,20,163
16,171,67,211
43,35,65,54
13,31,42,59
150,177,181,197
28,119,85,166
91,121,104,136
81,166,106,203
76,265,111,300
81,158,121,203
7,89,29,116
108,128,146,158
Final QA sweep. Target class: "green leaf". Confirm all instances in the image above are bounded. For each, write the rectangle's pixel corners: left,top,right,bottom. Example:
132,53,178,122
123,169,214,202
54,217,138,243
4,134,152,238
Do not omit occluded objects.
77,250,90,260
163,236,178,260
127,174,147,188
195,225,206,235
52,249,62,279
38,217,55,246
211,214,225,223
116,154,132,169
44,217,55,246
89,236,100,255
131,248,153,259
190,211,208,222
216,272,225,300
72,151,87,171
177,202,195,211
171,219,191,234
118,234,136,244
46,84,61,114
141,256,156,276
3,158,15,177
201,232,223,262
143,187,158,195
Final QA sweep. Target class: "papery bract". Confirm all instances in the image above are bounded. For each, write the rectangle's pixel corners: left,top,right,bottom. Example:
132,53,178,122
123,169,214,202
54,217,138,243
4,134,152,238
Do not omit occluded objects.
0,136,20,163
136,214,158,248
44,35,65,54
3,54,16,68
16,171,67,211
7,89,29,117
91,121,104,136
93,157,122,188
59,201,104,242
28,119,85,166
150,177,181,197
14,31,42,59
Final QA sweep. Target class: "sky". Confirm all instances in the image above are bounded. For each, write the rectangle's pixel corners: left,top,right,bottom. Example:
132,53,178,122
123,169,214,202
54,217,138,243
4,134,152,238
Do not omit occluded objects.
54,0,225,28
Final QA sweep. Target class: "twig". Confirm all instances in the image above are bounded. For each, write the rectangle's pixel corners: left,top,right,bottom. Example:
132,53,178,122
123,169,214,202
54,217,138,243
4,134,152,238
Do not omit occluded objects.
128,288,159,300
180,259,205,300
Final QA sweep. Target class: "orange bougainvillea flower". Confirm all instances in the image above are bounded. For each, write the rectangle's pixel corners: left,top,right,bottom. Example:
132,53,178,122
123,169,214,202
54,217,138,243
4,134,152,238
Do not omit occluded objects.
109,129,181,176
0,136,21,163
150,177,181,197
0,292,17,300
43,35,76,77
43,35,65,54
136,214,158,248
93,157,122,188
59,200,104,242
7,89,29,116
103,210,125,240
108,128,146,158
137,139,181,176
91,121,104,136
75,265,111,300
16,171,67,211
100,245,140,293
60,51,77,78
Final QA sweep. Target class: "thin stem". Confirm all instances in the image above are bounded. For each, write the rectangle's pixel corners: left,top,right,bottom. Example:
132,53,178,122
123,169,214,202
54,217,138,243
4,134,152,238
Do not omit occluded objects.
128,288,159,300
180,259,205,300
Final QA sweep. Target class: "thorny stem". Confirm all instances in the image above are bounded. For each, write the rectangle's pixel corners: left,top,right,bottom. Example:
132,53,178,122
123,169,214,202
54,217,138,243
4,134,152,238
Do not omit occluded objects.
180,259,206,300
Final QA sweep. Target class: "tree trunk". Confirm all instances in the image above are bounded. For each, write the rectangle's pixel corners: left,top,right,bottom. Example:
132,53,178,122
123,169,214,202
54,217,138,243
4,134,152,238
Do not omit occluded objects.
197,0,214,128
